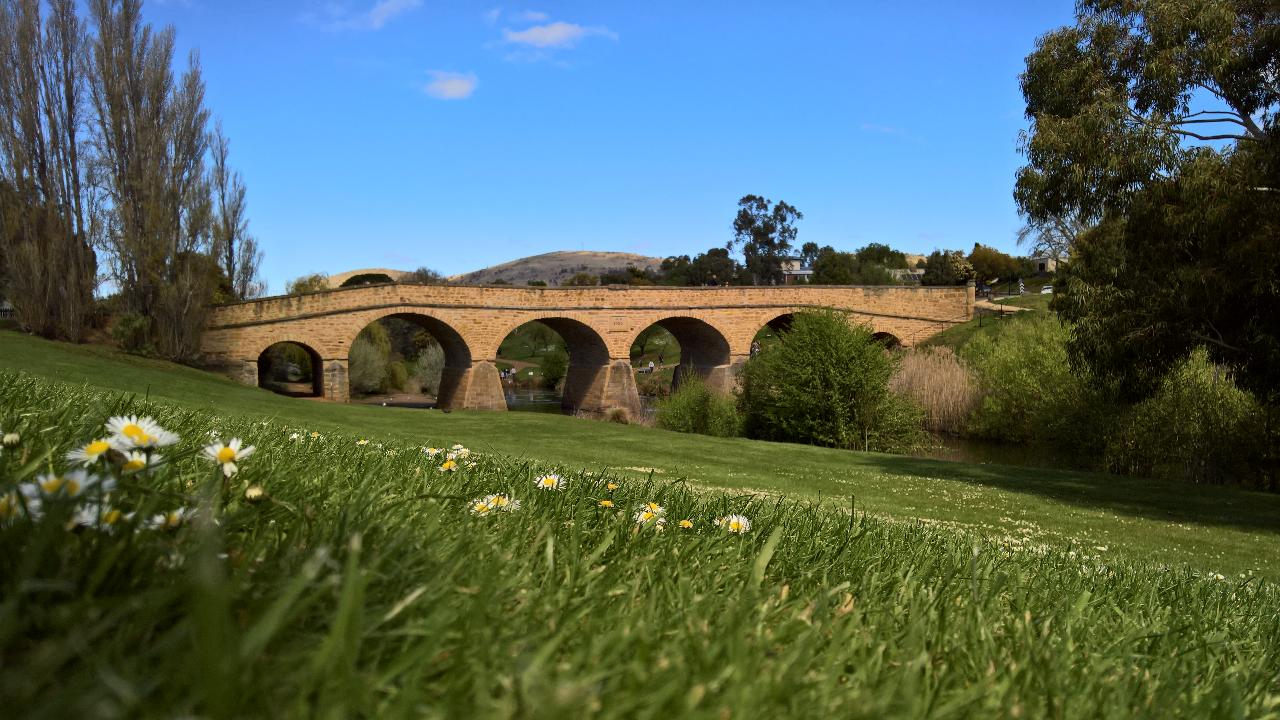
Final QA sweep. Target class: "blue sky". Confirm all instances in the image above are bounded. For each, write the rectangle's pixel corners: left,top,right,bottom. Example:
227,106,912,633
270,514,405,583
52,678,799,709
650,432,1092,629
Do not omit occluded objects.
145,1,1077,293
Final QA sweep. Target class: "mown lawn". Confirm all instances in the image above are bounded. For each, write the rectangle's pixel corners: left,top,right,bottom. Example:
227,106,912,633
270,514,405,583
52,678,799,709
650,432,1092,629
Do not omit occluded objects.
2,330,1280,580
1,369,1278,717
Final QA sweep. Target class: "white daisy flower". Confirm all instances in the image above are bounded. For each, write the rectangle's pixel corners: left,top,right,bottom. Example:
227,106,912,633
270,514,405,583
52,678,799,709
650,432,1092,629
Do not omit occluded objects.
423,447,441,457
468,498,493,516
633,502,666,526
21,469,111,500
289,432,300,441
715,514,752,534
66,438,113,466
202,438,256,477
534,473,565,491
69,502,132,531
2,431,20,447
146,508,190,530
439,459,459,472
483,493,520,512
106,415,178,450
121,450,160,473
356,439,369,446
451,443,465,451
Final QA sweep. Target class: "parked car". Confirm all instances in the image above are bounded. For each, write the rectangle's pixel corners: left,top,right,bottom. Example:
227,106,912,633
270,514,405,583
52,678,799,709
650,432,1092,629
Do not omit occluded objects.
1040,285,1053,294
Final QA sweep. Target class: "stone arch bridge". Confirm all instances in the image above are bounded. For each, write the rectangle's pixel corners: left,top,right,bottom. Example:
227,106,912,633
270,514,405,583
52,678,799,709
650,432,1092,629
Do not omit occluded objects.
201,283,975,416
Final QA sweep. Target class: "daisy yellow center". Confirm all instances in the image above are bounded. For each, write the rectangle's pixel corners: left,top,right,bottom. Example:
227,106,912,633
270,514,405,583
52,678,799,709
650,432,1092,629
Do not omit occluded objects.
216,446,236,463
42,477,79,495
680,520,693,528
86,440,111,456
122,423,147,441
165,513,182,528
646,503,660,511
600,500,614,507
640,511,655,522
103,509,123,525
607,483,618,490
123,459,145,471
474,503,490,513
729,520,742,532
540,478,555,486
492,496,508,506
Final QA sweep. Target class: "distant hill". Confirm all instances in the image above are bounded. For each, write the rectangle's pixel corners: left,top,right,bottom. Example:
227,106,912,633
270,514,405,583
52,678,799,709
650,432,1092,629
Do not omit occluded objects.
450,251,664,286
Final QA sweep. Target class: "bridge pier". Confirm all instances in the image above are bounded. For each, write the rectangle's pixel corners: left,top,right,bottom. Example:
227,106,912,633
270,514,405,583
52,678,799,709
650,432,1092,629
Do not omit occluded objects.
671,357,747,395
438,361,506,410
562,359,642,419
322,359,349,402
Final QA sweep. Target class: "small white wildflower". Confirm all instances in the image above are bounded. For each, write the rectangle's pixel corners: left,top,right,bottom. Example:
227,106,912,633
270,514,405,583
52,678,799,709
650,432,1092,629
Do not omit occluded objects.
146,508,190,530
716,514,751,534
66,438,113,466
202,438,256,478
534,473,565,491
106,415,178,450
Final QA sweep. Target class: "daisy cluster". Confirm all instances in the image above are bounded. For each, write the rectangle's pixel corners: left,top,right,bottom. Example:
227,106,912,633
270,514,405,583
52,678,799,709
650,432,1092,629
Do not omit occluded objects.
0,415,257,533
466,466,752,536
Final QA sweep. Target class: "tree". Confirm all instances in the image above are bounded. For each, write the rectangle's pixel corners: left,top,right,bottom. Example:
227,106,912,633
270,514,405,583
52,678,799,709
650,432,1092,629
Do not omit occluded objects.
738,310,924,452
1019,0,1280,405
286,273,329,295
798,241,822,267
405,267,447,284
1016,212,1088,265
1015,0,1276,228
853,243,908,269
539,348,568,390
967,243,1021,282
340,273,393,287
811,248,894,285
89,0,214,360
920,250,974,286
0,0,99,341
209,121,262,301
729,195,802,285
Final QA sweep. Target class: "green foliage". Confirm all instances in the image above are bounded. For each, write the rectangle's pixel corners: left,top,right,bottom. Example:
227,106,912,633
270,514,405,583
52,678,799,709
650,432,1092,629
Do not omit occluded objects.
5,375,1280,716
811,249,894,285
659,248,741,286
853,242,908,269
110,312,154,355
1104,348,1272,487
655,374,741,438
960,312,1101,447
386,360,409,392
739,310,925,452
920,250,975,286
599,266,655,285
1057,146,1280,404
411,345,445,395
967,243,1022,282
730,195,803,285
348,336,387,394
285,273,329,295
526,280,547,287
538,349,568,389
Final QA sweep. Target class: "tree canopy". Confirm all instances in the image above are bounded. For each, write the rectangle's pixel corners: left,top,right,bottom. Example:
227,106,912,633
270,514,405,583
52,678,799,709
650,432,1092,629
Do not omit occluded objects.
730,195,802,285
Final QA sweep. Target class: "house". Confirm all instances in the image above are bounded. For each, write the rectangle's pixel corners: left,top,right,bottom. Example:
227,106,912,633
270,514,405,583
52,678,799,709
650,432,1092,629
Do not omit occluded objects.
1030,255,1058,274
889,268,925,283
779,257,814,285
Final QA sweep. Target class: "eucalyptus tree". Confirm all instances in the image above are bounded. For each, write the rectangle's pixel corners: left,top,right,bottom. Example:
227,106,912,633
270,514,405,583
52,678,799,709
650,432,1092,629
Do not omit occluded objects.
210,121,262,301
729,195,802,285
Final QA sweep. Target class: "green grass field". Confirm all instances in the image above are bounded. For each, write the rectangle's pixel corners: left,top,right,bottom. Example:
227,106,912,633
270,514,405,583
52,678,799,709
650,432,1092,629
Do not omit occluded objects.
2,330,1278,581
1,348,1277,716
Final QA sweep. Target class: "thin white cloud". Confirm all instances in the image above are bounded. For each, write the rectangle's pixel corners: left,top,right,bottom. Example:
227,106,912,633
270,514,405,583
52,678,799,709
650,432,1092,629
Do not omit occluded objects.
368,0,421,29
485,8,549,24
513,10,549,22
423,71,478,100
305,0,422,31
483,7,502,24
503,21,617,49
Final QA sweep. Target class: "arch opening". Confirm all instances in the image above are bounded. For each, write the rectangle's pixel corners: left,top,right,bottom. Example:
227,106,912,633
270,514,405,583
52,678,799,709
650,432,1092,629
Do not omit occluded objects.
871,331,903,350
750,313,795,356
497,318,612,414
258,341,323,398
631,317,732,402
347,313,472,408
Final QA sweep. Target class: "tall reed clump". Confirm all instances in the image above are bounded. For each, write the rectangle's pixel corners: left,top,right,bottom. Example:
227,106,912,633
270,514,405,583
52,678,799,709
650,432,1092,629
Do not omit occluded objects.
889,348,980,435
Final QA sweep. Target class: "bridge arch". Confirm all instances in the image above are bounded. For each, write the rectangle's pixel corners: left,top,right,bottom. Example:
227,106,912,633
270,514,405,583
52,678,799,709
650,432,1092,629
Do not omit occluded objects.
257,340,323,397
495,316,634,416
631,316,735,396
346,312,477,409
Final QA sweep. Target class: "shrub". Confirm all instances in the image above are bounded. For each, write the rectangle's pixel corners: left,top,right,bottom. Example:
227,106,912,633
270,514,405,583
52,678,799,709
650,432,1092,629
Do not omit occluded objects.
960,313,1102,447
539,349,568,389
386,360,409,393
655,374,741,437
411,344,445,395
605,407,631,424
110,312,154,355
1105,348,1271,487
890,348,980,434
349,336,387,394
738,309,924,452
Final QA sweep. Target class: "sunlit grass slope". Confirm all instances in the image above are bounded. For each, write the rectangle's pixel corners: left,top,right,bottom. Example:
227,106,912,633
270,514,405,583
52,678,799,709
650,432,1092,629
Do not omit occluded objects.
1,374,1278,717
2,330,1280,579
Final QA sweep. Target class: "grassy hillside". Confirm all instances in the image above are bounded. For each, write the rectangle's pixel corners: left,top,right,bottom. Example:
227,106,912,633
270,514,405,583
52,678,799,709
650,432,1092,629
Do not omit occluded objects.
2,331,1279,580
2,365,1277,716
